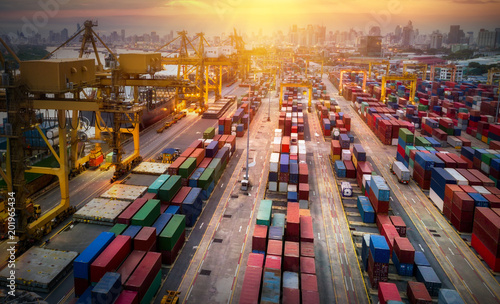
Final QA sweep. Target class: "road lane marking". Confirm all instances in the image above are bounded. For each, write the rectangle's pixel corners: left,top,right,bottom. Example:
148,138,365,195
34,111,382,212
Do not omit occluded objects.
239,226,242,232
412,198,416,204
187,286,194,300
463,280,473,294
419,244,425,252
199,222,204,229
216,222,220,231
425,208,431,215
246,226,249,234
221,183,224,188
199,260,204,270
446,256,454,267
390,197,394,201
449,237,457,248
318,232,321,240
420,219,427,228
448,247,455,256
465,259,474,270
483,282,495,297
235,264,240,277
241,244,244,253
344,277,349,291
350,277,354,291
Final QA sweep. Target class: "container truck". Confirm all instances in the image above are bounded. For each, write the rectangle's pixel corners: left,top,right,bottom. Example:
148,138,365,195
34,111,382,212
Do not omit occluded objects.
391,160,410,184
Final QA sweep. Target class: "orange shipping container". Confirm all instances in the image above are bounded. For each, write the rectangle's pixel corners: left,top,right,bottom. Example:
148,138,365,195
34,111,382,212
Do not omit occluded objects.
190,148,205,167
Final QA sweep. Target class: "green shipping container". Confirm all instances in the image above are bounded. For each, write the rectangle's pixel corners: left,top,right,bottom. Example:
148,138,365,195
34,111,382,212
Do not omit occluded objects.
148,174,170,193
179,158,197,179
398,128,414,143
198,168,215,190
256,200,272,226
159,175,182,202
405,145,416,157
109,223,128,236
414,137,431,147
208,158,222,182
159,214,186,251
131,199,161,226
140,270,162,304
203,127,215,139
271,213,285,235
482,153,497,166
409,159,414,169
417,104,428,111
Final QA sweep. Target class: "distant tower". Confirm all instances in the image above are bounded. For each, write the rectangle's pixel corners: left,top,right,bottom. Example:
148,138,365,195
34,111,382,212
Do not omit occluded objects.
369,26,381,36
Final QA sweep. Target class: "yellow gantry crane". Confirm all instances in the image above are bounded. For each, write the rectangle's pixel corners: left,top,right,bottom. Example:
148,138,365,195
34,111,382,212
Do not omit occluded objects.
429,64,457,82
346,58,391,79
380,73,418,103
487,68,500,93
403,63,428,80
279,81,313,112
338,70,368,95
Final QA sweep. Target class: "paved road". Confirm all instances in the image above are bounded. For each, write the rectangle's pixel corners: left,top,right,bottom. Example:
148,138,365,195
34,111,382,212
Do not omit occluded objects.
324,75,500,303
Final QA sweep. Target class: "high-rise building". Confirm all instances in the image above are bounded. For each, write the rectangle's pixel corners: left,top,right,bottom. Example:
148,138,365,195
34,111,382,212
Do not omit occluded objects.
477,29,496,48
61,28,68,41
394,25,402,43
466,32,474,45
358,36,382,57
448,25,464,44
121,29,125,42
369,26,381,36
430,31,443,49
401,21,414,47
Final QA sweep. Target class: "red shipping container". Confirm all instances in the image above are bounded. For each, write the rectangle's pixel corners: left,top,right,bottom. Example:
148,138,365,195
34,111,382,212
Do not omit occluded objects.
299,163,309,183
450,212,473,233
90,235,132,283
455,169,482,185
141,192,157,201
452,192,475,212
134,227,156,252
267,240,283,256
300,216,314,243
160,204,169,214
299,183,309,201
459,185,477,193
161,231,186,265
367,251,388,289
474,207,500,242
238,266,262,304
286,202,300,242
198,158,212,169
282,136,291,153
445,184,463,200
472,223,500,256
369,189,389,214
301,290,320,304
74,277,89,297
171,187,192,206
389,216,407,237
188,140,203,149
484,194,500,208
376,214,392,232
378,282,402,304
486,187,500,195
381,224,399,254
115,290,139,304
264,255,282,275
301,273,318,292
344,160,356,178
469,169,495,187
252,225,268,252
471,234,500,272
393,237,415,264
247,253,265,268
447,153,468,169
300,256,316,275
282,288,300,304
301,242,315,258
283,241,300,272
168,156,186,175
117,250,146,284
124,251,161,299
180,148,195,158
117,198,148,225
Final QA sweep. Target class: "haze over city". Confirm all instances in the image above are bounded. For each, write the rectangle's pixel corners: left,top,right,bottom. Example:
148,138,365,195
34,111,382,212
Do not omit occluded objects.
0,0,499,37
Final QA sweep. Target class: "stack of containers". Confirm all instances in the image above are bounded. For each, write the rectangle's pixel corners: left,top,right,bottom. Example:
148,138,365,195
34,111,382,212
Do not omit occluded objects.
390,216,407,237
407,281,432,304
396,128,414,168
392,237,415,276
369,175,391,214
330,140,342,161
90,235,132,284
158,214,186,264
367,235,390,288
430,167,457,212
472,207,500,271
413,152,436,190
268,153,280,192
239,253,264,304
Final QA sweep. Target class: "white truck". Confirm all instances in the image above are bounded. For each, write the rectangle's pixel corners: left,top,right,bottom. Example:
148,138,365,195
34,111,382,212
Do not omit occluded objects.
391,160,410,184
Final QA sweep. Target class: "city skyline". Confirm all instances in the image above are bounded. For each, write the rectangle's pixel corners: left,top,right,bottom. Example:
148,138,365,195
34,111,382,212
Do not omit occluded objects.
0,0,499,38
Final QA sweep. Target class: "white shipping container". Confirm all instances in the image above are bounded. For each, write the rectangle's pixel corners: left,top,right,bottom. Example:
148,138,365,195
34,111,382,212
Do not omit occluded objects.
298,140,306,146
287,184,297,193
429,188,444,212
391,138,398,146
444,168,468,186
362,174,372,189
270,153,280,172
275,129,283,137
273,137,282,153
341,182,352,197
342,150,352,161
472,186,491,195
481,162,490,175
393,161,410,183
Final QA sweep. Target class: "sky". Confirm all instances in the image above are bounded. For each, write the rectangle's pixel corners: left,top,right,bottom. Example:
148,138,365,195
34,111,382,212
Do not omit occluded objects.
0,0,499,38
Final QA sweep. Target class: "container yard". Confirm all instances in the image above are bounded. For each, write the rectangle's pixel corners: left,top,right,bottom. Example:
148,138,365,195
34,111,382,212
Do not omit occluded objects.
1,7,500,304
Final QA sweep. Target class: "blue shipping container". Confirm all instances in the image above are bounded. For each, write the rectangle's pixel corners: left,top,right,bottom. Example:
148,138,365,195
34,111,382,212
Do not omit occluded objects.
152,213,173,236
438,289,465,304
282,271,299,289
91,272,122,304
369,235,390,264
415,265,442,297
121,225,142,239
261,271,281,303
73,232,115,280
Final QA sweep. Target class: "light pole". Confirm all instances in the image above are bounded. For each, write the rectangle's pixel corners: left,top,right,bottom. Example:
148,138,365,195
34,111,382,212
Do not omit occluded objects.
268,88,271,122
246,87,250,181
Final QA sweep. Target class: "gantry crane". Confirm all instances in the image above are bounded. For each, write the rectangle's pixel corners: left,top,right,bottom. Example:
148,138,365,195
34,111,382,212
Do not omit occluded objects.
487,67,500,94
346,58,391,79
338,70,368,95
279,81,313,112
380,73,418,103
429,64,457,82
403,63,428,80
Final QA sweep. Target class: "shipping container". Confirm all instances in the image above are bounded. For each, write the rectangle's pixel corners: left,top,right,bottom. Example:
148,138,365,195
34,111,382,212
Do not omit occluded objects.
257,200,273,226
124,251,162,299
148,175,170,194
300,216,314,243
90,235,132,283
438,289,465,304
415,265,442,296
407,281,432,304
117,198,148,225
74,232,115,280
122,225,142,239
152,213,173,236
134,227,156,252
378,282,402,304
158,214,186,251
261,271,281,304
91,272,121,304
283,241,299,272
158,175,182,202
131,199,160,227
252,225,268,253
301,273,318,292
114,290,139,304
239,266,262,304
117,250,146,284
